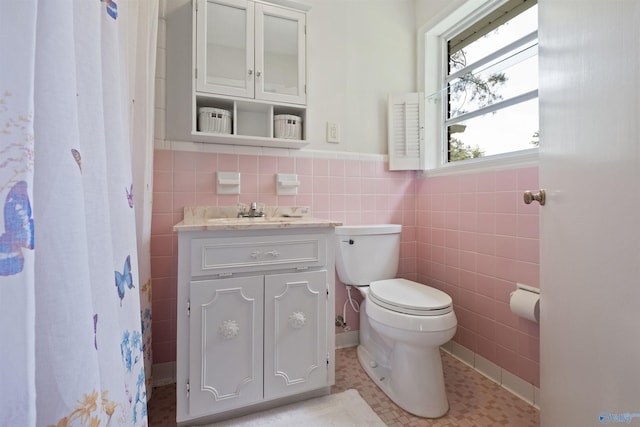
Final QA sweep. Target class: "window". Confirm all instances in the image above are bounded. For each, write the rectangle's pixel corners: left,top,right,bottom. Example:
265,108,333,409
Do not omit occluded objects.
422,0,538,171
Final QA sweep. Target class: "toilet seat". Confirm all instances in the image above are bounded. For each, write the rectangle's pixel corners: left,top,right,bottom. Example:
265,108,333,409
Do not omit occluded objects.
368,278,452,316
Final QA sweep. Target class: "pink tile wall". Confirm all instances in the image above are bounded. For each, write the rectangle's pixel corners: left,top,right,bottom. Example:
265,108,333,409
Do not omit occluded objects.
150,149,417,364
416,167,540,386
151,149,540,386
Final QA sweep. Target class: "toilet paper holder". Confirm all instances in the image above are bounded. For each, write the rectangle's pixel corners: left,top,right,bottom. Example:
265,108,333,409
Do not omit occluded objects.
510,283,540,323
512,282,540,295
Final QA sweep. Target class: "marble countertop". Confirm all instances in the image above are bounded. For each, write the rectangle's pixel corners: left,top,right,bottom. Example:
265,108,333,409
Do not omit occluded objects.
173,206,342,232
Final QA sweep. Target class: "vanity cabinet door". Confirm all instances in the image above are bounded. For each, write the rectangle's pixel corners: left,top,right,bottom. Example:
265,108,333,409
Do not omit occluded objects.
196,0,255,98
188,276,264,416
263,270,328,399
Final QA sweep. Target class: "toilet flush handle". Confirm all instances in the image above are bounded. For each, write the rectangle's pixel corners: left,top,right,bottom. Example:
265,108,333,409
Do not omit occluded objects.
341,239,354,245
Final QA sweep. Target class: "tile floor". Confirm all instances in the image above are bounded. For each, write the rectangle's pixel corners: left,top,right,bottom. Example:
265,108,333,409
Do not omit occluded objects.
148,347,539,426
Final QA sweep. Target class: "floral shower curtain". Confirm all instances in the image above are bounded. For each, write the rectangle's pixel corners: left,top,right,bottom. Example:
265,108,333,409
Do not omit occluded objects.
1,1,154,425
128,0,158,401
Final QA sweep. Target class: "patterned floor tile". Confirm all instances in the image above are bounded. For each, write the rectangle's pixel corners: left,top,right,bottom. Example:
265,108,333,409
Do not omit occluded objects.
148,347,539,426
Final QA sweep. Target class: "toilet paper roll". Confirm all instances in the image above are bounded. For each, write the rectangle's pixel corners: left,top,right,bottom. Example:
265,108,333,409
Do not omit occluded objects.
509,289,540,323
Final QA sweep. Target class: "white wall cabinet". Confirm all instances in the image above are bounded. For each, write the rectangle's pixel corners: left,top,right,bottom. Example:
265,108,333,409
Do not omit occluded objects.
196,0,307,105
166,0,310,149
176,227,335,425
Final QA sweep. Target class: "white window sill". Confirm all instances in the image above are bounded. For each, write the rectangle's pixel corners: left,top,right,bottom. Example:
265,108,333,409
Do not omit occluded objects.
422,148,538,177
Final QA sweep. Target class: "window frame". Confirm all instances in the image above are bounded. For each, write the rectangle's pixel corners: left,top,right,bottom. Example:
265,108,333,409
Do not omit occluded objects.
418,0,538,176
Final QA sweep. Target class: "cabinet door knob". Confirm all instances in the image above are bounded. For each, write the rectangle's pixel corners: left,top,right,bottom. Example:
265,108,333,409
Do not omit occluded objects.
248,69,253,76
288,311,306,329
256,71,262,78
219,320,240,340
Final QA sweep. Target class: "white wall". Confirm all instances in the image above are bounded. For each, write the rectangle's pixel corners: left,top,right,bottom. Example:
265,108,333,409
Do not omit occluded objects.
302,0,417,154
414,0,456,27
164,0,423,156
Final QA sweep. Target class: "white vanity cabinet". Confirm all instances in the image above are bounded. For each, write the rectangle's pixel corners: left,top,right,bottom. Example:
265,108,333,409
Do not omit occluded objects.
166,0,310,149
176,226,335,425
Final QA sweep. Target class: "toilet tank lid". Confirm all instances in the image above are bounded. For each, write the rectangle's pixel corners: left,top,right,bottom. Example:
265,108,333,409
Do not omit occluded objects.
335,224,401,235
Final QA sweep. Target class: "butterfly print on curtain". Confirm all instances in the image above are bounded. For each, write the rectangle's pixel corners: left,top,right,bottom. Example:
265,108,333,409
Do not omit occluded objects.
114,255,134,306
0,180,34,276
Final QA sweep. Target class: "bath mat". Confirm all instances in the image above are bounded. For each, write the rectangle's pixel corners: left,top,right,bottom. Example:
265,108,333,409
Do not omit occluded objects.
206,389,386,426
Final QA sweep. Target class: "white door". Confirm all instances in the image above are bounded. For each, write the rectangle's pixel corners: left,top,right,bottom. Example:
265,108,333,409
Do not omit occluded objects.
189,276,264,416
264,270,328,399
539,1,640,425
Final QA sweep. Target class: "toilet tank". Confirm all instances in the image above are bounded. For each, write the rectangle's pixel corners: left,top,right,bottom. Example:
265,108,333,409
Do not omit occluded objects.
334,224,401,286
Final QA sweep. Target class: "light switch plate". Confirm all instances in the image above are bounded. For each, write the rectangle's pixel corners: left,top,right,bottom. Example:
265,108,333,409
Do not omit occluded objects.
326,122,340,143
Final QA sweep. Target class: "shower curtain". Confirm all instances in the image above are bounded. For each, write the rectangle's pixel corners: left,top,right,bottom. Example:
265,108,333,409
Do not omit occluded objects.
1,1,155,425
128,0,158,401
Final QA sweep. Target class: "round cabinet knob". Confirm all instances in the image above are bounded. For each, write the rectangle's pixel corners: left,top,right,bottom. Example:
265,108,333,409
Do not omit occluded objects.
523,189,546,206
219,320,240,340
288,311,306,329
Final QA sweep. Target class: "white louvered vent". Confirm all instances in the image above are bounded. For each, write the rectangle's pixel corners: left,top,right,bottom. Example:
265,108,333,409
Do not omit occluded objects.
388,93,424,170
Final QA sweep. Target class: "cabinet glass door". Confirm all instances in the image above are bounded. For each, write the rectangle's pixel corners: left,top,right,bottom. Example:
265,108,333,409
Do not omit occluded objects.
196,0,255,97
255,4,306,104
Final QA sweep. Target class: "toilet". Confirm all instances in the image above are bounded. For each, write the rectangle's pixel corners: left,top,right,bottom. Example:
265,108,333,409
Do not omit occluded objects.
335,224,457,418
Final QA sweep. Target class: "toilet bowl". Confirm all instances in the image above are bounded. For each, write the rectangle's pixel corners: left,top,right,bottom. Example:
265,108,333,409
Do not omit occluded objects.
335,225,457,418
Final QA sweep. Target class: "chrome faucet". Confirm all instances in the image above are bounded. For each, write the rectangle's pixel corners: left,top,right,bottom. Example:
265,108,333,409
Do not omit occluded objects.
238,202,266,218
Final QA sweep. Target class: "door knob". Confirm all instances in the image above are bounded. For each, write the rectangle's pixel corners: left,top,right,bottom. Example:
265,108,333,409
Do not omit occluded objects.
523,189,545,206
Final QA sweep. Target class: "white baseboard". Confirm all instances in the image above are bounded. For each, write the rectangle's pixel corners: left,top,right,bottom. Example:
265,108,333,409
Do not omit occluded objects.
335,330,359,349
152,361,176,387
441,341,541,409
